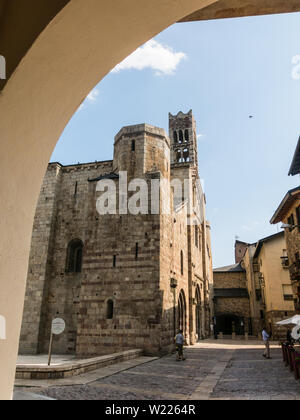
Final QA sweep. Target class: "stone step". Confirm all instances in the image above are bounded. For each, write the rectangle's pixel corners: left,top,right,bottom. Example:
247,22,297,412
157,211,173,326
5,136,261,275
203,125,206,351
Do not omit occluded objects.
16,349,143,380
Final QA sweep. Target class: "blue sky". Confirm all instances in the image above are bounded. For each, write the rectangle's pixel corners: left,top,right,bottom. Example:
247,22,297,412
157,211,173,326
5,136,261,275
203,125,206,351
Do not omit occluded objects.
51,12,300,268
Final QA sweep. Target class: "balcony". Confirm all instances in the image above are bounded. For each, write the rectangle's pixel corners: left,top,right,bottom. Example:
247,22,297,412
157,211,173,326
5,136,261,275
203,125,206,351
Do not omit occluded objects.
281,256,290,269
289,260,300,281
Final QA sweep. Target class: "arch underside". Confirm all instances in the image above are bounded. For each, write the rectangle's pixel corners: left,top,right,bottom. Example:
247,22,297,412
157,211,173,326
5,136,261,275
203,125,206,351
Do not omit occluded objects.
2,0,300,91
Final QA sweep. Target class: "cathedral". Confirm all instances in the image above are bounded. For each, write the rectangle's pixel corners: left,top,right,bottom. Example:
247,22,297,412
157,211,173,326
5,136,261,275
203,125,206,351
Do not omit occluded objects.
19,110,214,357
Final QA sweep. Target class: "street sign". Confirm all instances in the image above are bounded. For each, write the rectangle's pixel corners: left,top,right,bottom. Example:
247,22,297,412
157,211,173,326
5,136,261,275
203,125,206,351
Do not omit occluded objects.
51,318,66,335
48,318,66,366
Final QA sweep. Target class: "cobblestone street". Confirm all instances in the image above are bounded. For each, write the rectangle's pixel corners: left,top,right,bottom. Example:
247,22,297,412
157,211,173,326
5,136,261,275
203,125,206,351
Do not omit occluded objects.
15,340,300,400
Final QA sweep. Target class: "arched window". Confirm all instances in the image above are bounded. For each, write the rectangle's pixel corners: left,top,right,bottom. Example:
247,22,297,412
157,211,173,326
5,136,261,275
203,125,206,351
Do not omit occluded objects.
131,140,136,152
173,131,178,143
66,239,83,273
106,299,114,319
195,226,198,248
179,130,184,143
184,129,189,142
183,148,189,162
181,251,184,275
195,286,202,339
135,243,139,260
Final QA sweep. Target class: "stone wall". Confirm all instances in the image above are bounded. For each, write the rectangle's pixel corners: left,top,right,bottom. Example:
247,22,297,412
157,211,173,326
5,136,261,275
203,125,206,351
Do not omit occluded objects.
213,270,251,335
19,164,62,354
215,297,250,319
214,271,247,289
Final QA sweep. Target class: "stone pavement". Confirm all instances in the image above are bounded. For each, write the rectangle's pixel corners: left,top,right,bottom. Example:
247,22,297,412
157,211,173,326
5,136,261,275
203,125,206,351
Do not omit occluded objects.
14,340,300,400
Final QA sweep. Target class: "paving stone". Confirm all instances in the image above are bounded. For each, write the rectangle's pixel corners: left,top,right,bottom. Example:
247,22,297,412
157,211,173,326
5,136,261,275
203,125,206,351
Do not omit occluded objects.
15,340,300,400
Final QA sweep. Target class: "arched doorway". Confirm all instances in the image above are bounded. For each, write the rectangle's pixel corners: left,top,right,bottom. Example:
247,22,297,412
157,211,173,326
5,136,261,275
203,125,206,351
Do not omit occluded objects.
195,286,202,340
178,290,187,335
66,239,84,273
216,314,245,336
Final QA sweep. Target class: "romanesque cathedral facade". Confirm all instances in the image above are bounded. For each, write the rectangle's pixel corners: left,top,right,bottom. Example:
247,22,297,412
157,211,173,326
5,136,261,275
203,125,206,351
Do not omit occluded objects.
19,110,214,357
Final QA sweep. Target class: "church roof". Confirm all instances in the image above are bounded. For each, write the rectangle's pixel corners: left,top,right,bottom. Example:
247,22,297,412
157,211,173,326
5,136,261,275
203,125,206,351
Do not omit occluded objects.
289,136,300,176
88,173,119,182
213,262,245,273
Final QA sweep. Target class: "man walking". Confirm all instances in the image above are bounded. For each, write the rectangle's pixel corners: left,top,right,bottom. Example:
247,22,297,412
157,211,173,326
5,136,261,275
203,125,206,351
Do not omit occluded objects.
262,327,271,359
175,330,185,361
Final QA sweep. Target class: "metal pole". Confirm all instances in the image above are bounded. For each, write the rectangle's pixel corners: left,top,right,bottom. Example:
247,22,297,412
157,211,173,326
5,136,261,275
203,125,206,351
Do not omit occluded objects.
48,331,53,366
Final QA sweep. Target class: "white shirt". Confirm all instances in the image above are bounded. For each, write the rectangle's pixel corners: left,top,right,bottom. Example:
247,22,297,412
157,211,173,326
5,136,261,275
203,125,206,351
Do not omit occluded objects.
262,330,269,341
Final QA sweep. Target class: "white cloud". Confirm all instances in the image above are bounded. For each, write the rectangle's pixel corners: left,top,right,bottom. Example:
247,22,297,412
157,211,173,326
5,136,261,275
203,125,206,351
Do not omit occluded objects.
78,88,100,111
112,40,187,76
197,134,205,141
86,89,100,102
292,55,300,80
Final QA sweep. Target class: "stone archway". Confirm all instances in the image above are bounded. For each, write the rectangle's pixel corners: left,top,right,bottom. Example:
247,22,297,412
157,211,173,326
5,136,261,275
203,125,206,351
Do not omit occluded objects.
195,286,202,340
216,314,245,336
178,290,187,335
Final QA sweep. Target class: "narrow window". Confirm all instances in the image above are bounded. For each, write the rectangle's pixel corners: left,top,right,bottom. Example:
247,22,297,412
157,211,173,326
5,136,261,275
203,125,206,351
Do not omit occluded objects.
74,181,78,196
131,140,136,152
107,300,114,319
173,131,178,143
113,255,117,267
184,129,189,142
296,206,300,232
179,130,184,143
183,148,189,162
181,251,184,275
66,239,83,273
135,243,139,260
195,226,198,248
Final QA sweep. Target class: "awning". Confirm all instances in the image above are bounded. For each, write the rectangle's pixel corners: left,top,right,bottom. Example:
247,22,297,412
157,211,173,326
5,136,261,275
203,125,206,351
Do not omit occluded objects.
276,315,300,327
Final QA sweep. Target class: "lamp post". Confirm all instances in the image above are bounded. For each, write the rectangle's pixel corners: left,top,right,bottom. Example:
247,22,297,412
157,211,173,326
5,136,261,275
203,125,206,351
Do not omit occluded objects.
281,224,300,230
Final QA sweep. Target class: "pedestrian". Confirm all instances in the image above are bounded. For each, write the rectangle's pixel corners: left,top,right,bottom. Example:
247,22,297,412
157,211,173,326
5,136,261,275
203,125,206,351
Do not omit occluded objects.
210,323,214,338
213,324,218,340
287,328,294,345
175,329,185,361
262,327,271,359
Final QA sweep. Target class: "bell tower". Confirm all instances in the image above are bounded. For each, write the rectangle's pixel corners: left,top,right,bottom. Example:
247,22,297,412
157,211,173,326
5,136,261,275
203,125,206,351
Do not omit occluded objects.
169,110,198,168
